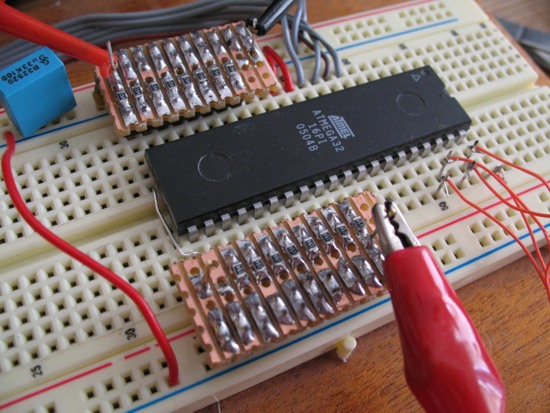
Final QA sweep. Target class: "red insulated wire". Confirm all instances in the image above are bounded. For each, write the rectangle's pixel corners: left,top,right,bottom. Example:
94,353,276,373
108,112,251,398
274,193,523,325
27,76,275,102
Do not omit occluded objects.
0,3,113,77
450,151,550,276
450,155,550,273
468,160,550,291
262,45,295,92
472,165,550,251
447,179,550,300
479,171,550,218
449,156,550,218
479,167,549,276
1,131,179,386
264,52,278,75
450,155,550,296
475,145,550,194
447,178,545,277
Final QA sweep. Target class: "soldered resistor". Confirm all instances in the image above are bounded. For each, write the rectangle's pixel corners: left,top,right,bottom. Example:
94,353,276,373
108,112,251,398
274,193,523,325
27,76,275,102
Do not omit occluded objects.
317,269,344,305
161,71,187,112
161,39,204,111
178,36,221,106
244,293,280,342
306,213,366,299
220,248,250,290
226,301,256,346
117,50,154,120
289,222,352,309
336,258,366,296
207,28,248,89
306,215,340,257
206,30,249,99
108,70,138,128
323,206,381,294
223,61,246,93
131,45,172,118
234,22,254,52
272,227,306,270
237,239,270,285
339,201,385,274
221,246,281,342
266,294,295,326
292,224,321,262
237,239,295,327
257,233,290,280
234,22,262,64
117,49,138,82
291,222,347,307
280,280,316,322
350,255,383,289
323,207,356,250
188,268,212,299
220,26,249,69
272,228,334,316
220,23,276,97
257,233,316,323
208,307,240,354
147,42,187,113
193,67,218,105
191,32,215,66
338,202,370,242
208,64,233,100
147,42,168,72
177,35,200,69
206,30,227,56
204,29,248,101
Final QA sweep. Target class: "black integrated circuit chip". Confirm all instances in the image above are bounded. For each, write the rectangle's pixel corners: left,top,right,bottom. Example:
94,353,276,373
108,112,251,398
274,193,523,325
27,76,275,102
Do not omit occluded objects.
146,66,471,234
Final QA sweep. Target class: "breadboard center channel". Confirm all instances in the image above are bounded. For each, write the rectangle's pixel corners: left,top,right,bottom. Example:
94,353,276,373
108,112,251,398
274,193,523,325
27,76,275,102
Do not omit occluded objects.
0,0,549,412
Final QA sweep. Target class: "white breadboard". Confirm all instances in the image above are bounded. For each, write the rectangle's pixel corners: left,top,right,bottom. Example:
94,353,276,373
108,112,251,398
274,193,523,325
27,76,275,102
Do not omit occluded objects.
1,0,549,411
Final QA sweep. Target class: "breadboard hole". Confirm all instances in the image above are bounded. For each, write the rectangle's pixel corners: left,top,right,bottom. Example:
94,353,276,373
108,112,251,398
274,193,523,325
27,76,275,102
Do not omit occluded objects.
439,248,465,266
0,139,154,243
0,227,182,373
356,24,530,99
397,1,453,28
82,360,170,413
430,234,465,266
469,212,525,249
470,93,550,167
331,16,392,45
25,403,57,413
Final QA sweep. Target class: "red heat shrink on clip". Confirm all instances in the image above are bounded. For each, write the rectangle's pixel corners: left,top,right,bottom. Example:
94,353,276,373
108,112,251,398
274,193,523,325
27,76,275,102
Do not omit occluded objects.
0,2,112,77
383,246,506,413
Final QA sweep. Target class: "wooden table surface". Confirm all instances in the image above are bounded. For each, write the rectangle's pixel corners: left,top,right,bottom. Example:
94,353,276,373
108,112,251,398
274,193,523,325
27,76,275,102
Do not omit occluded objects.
1,1,549,412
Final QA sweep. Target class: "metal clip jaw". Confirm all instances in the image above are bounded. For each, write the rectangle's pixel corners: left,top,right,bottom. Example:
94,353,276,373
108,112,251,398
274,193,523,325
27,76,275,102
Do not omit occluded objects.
372,201,420,256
